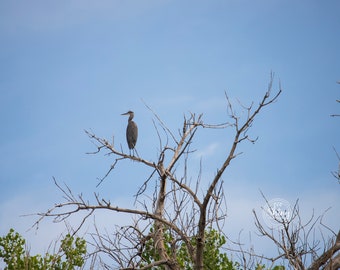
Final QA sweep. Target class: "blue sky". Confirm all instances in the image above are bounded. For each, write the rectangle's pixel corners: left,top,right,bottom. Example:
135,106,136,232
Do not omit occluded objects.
1,0,339,264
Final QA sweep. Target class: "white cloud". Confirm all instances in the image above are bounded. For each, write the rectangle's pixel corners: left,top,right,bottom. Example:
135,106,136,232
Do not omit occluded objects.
194,142,219,159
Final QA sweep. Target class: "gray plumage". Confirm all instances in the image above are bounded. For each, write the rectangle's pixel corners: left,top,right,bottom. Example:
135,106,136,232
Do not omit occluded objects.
121,111,138,150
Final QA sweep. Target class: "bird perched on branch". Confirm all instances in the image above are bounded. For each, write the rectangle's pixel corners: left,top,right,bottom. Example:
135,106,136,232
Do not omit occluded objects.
121,111,138,153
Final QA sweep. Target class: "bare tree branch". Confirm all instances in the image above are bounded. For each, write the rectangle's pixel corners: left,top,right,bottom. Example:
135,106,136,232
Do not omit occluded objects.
195,73,282,269
308,231,340,270
251,193,340,270
35,75,285,269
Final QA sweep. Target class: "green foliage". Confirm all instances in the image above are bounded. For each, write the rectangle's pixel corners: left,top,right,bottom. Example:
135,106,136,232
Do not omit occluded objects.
203,229,238,270
140,226,285,270
272,266,285,270
60,234,87,269
0,228,26,270
0,229,86,270
141,227,240,270
255,264,285,270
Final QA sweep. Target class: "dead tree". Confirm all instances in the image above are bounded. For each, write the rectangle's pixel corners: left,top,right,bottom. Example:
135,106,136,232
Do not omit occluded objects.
34,74,281,269
251,196,340,270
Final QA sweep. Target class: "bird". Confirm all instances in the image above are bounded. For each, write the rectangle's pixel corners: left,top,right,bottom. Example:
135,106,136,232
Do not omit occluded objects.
121,111,138,154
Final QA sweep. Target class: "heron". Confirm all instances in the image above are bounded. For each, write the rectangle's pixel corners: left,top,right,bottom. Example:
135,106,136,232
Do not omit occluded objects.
121,111,138,154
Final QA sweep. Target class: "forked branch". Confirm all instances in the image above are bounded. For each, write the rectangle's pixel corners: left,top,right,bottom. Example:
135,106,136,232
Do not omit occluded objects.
195,73,282,270
35,75,283,269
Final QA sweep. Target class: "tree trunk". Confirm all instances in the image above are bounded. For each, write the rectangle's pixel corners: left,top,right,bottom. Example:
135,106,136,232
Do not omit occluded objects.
195,209,206,270
153,172,179,270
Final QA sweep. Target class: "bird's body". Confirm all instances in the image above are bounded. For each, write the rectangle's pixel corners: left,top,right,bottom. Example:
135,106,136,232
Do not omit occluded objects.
126,120,138,149
121,111,138,151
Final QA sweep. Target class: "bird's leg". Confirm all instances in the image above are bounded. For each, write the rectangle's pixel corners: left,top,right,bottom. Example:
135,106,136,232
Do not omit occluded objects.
133,148,140,158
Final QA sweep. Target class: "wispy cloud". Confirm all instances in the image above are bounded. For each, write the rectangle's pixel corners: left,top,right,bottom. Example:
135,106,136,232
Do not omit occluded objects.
194,142,219,159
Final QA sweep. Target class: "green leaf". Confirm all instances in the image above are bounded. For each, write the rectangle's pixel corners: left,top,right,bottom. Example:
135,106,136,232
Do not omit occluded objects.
0,229,86,270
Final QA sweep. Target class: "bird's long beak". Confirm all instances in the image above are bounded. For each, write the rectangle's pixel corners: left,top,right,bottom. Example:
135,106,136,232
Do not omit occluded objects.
121,112,129,116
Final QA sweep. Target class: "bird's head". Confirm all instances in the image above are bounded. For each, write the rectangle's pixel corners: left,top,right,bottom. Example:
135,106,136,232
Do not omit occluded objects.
121,111,134,120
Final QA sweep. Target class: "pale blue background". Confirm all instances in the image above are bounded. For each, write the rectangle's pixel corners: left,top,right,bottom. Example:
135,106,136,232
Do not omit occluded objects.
1,0,339,264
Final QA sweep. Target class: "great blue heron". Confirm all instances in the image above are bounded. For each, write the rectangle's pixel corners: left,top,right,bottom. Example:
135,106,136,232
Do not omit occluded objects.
121,111,138,153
